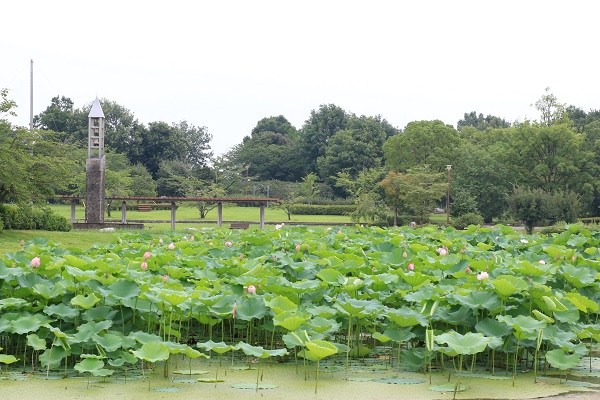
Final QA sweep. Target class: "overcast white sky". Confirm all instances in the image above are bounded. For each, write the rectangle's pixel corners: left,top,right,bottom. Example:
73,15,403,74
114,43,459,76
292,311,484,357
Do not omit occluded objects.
3,1,599,156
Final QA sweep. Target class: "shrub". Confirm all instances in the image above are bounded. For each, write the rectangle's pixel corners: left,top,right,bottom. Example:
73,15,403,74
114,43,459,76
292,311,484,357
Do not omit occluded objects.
291,204,356,216
508,187,580,234
540,221,567,236
452,212,484,230
0,204,71,231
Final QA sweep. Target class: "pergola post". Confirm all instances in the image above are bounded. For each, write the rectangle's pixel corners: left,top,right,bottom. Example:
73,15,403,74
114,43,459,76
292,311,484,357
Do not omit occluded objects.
70,200,76,223
217,202,222,228
121,201,127,224
259,203,265,230
171,202,176,230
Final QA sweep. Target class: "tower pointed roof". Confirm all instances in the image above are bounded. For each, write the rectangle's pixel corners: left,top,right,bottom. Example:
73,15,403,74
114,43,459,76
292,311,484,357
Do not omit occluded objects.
88,97,105,118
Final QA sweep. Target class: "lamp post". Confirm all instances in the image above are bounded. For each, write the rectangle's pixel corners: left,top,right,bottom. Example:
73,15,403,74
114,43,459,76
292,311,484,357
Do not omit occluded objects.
245,165,249,196
446,165,452,225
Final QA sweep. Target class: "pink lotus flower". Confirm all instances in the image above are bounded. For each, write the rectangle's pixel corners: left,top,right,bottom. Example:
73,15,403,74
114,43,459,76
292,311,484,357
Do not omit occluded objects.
159,238,163,244
571,255,576,262
30,257,41,268
477,271,489,280
168,243,175,250
143,251,151,259
190,235,195,241
209,242,213,246
162,274,168,282
140,262,148,271
407,263,414,271
225,241,232,247
437,247,448,256
465,267,471,274
402,251,407,258
295,244,301,251
247,285,256,294
539,260,546,265
240,254,244,259
20,240,25,247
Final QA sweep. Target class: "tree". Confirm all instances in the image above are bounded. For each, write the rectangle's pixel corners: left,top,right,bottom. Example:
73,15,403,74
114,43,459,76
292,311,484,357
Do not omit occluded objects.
128,164,157,197
383,120,460,172
533,87,566,126
191,182,226,219
0,128,77,203
509,122,595,192
173,121,213,166
457,111,511,132
0,88,17,120
334,168,387,223
380,165,446,224
298,173,321,203
230,131,304,181
132,122,187,179
452,143,512,223
251,115,297,137
156,160,196,197
93,99,140,154
33,95,74,133
298,104,349,174
1,91,78,203
508,187,580,234
317,115,387,182
380,171,406,226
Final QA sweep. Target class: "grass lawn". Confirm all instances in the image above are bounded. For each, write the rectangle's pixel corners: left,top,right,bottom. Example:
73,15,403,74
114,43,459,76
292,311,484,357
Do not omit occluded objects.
1,204,448,254
47,203,353,228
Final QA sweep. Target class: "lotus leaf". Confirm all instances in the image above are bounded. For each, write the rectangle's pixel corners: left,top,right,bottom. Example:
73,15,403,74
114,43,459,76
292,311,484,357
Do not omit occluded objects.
71,293,100,309
131,342,170,363
435,331,492,355
545,349,581,370
265,295,298,313
304,339,338,361
273,311,309,331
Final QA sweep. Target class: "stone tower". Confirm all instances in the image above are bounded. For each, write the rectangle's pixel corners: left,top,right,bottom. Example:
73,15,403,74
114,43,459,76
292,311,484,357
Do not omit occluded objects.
85,98,106,224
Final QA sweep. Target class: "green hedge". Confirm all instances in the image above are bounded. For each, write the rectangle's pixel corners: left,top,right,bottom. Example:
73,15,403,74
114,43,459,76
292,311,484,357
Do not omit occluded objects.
0,204,71,231
291,204,356,216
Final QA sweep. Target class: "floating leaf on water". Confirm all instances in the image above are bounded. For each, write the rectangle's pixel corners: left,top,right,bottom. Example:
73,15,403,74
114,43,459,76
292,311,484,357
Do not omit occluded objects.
197,378,225,383
429,383,467,392
230,383,278,389
455,373,510,380
372,377,425,384
172,369,209,375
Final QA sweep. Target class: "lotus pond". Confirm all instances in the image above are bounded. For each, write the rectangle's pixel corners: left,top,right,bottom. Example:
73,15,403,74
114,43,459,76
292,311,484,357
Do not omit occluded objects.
1,224,599,399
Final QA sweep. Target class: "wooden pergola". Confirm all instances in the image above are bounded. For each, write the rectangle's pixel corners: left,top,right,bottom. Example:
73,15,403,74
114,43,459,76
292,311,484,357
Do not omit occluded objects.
61,196,280,230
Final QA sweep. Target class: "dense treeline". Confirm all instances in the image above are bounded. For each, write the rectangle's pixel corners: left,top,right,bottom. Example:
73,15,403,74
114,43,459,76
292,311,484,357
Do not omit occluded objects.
1,87,599,229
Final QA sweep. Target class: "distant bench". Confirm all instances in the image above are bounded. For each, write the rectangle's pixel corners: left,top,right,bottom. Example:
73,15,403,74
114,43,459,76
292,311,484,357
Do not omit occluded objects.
229,222,250,230
137,204,153,212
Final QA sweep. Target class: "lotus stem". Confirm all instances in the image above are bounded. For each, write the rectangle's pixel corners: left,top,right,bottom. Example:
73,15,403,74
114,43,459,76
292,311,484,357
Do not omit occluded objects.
346,316,352,380
256,362,260,392
454,354,463,400
512,339,520,387
315,359,320,394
